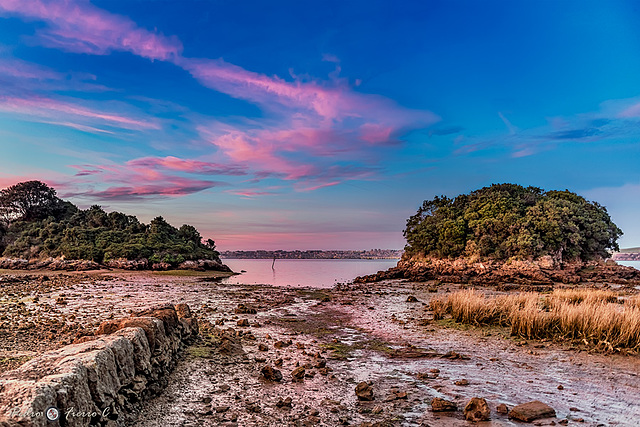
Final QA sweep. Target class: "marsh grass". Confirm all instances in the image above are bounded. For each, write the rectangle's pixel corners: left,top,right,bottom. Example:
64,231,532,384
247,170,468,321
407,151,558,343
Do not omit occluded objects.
430,288,640,351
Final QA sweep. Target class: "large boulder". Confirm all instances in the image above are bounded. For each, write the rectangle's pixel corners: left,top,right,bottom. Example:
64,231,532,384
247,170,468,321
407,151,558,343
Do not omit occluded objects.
464,397,490,421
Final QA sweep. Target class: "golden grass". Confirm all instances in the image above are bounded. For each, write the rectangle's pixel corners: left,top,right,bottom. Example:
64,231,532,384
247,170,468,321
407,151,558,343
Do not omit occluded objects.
430,288,640,351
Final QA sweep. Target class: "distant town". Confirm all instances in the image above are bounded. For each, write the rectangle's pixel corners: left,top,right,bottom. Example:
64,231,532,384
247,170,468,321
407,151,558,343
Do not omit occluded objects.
219,249,403,260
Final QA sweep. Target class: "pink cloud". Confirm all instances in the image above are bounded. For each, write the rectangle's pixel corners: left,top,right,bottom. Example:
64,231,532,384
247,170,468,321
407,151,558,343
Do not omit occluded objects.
76,178,219,200
618,103,640,119
295,181,340,192
126,156,247,176
0,95,160,131
225,189,280,198
0,0,182,60
1,0,439,193
0,57,62,80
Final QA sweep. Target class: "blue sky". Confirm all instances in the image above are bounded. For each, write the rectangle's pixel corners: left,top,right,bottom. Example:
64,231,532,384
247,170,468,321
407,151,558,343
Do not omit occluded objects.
0,0,639,250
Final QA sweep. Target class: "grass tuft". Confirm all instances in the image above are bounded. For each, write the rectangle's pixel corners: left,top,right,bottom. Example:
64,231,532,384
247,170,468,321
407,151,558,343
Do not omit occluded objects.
430,288,640,352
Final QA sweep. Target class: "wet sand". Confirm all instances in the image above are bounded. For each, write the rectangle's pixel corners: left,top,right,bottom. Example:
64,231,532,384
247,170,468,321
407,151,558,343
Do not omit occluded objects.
0,271,638,426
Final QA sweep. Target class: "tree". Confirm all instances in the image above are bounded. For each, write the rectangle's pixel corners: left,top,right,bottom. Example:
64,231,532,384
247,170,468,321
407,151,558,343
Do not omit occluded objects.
178,224,201,244
0,181,61,222
404,184,622,262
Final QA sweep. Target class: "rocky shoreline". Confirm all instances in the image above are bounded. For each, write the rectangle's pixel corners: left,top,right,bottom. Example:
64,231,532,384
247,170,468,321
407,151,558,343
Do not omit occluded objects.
354,255,640,287
0,257,232,272
0,270,638,426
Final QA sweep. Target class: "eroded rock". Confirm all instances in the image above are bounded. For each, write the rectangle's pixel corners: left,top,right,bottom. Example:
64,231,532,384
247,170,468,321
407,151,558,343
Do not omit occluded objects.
509,400,556,422
431,397,457,412
355,381,374,401
464,397,490,422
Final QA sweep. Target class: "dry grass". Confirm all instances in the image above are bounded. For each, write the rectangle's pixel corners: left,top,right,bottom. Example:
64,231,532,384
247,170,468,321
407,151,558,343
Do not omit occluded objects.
430,288,640,351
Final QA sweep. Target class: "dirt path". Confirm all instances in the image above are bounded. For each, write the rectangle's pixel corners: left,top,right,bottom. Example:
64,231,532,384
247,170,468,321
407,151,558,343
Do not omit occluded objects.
1,272,638,426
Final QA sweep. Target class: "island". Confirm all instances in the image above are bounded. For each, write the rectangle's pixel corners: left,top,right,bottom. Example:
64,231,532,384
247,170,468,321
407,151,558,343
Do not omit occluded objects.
0,181,230,272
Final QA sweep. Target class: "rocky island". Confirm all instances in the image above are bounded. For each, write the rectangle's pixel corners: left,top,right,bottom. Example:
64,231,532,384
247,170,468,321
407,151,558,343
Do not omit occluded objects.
0,181,230,272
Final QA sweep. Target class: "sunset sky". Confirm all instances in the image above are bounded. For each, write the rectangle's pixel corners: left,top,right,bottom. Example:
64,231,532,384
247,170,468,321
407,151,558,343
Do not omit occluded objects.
1,0,639,250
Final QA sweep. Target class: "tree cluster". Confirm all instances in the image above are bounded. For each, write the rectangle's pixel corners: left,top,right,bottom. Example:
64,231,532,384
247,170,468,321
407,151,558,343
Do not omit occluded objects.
404,184,622,263
0,181,221,265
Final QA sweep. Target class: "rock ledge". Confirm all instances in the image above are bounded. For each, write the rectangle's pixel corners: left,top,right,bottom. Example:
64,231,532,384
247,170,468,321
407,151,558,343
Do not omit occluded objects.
0,304,198,426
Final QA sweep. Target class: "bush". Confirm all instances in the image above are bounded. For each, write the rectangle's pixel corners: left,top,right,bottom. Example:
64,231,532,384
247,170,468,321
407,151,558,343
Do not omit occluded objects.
404,184,621,262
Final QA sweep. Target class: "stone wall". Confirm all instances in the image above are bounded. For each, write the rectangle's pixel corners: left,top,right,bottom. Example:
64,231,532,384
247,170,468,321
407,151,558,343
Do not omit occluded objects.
0,304,198,426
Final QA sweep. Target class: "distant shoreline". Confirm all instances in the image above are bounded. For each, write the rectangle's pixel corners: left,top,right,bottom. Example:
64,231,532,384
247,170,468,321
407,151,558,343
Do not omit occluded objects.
219,249,403,260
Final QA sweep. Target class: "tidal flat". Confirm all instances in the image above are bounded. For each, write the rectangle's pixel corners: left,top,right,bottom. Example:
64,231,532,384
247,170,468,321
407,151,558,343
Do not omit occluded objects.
0,270,638,426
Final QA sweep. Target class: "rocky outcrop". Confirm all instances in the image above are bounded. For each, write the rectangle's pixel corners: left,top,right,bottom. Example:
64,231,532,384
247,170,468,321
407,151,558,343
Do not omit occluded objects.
354,255,640,286
0,258,101,271
0,304,198,426
0,257,232,272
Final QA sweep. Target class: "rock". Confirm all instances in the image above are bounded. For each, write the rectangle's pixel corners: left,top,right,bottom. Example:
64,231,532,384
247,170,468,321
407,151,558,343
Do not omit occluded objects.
175,303,192,318
406,295,419,302
216,406,230,413
234,304,257,314
455,379,469,386
355,381,375,401
509,401,556,422
261,365,283,382
291,366,306,381
237,319,250,327
431,397,457,412
464,397,490,422
258,343,269,351
496,403,509,414
0,304,197,426
276,397,293,408
372,406,383,414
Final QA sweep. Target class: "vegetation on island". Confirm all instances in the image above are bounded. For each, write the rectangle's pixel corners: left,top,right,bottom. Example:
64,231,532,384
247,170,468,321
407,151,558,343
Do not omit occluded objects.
404,183,622,263
0,181,221,266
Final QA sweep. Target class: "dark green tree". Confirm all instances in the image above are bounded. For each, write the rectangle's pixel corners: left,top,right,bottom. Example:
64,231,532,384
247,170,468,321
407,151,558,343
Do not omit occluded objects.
0,181,62,222
404,184,622,262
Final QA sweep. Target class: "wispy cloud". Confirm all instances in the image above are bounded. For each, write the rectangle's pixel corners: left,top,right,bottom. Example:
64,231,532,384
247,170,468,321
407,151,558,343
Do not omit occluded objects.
454,97,640,158
0,95,160,132
0,0,439,193
126,156,247,176
0,0,182,60
65,178,221,201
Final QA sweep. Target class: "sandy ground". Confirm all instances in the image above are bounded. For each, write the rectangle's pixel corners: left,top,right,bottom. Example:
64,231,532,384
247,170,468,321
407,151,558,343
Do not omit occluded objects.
0,271,638,426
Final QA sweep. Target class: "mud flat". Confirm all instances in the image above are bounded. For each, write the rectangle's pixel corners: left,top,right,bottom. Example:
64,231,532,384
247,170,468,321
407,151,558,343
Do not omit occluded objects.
0,271,638,426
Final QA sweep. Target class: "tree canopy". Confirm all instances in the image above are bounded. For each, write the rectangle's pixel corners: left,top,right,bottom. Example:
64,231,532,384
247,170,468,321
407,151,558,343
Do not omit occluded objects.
0,181,221,265
403,184,622,263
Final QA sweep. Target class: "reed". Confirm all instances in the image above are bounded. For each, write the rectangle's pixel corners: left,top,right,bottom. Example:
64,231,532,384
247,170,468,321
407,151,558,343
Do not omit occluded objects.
431,288,640,351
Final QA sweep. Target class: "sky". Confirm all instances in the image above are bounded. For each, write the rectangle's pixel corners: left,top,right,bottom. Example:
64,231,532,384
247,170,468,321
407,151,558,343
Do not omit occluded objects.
0,0,639,251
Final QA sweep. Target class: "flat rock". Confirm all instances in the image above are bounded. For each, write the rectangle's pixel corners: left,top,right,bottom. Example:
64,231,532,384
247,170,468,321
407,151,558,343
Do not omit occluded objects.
431,397,457,412
509,401,556,422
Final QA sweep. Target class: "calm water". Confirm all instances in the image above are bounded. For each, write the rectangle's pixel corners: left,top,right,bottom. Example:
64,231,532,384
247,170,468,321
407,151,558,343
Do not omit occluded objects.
221,258,399,288
617,260,640,270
